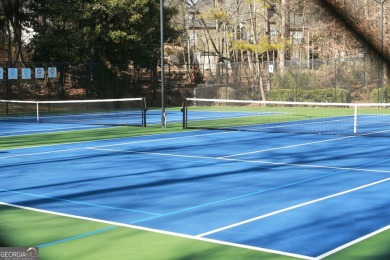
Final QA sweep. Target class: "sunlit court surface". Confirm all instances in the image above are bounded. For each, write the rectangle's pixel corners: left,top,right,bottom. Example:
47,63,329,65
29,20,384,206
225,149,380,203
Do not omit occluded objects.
1,104,390,259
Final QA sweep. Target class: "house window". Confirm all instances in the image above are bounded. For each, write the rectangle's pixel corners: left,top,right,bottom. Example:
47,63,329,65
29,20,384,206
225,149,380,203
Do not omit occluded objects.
291,31,303,44
189,33,197,46
270,28,278,41
291,51,299,61
339,50,346,61
241,29,248,41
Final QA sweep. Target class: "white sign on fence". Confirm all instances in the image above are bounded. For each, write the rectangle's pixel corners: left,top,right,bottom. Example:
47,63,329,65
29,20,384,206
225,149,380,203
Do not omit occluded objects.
268,64,274,74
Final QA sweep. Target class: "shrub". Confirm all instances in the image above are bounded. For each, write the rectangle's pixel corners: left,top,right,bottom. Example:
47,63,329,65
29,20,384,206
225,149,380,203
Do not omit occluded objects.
267,88,351,103
371,86,390,103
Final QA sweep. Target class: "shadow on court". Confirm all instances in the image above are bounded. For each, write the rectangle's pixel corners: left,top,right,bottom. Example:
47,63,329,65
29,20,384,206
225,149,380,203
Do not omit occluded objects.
0,230,10,246
0,239,9,247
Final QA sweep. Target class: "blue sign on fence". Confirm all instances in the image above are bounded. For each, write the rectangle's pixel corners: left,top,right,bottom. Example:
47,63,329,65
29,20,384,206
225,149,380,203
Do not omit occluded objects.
35,68,45,79
48,67,57,78
22,68,32,80
8,68,18,79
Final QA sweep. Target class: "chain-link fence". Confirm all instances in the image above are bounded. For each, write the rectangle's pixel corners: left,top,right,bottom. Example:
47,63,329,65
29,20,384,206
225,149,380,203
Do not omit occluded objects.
0,62,145,101
0,58,387,105
192,57,387,103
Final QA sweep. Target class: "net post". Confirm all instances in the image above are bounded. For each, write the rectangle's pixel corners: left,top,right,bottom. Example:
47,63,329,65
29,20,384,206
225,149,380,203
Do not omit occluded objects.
182,99,187,129
142,97,147,127
160,0,166,129
353,104,358,135
36,102,40,123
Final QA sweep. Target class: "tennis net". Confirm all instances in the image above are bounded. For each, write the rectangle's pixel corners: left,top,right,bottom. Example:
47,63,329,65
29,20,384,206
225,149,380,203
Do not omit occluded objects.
0,98,147,126
182,98,390,137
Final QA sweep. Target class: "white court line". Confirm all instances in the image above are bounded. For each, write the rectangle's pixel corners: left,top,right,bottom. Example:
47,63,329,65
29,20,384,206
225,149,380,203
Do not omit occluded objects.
4,133,390,176
224,157,390,174
83,130,231,149
2,132,389,259
1,128,352,163
0,131,229,159
239,115,355,131
0,125,104,138
4,129,390,175
0,202,312,260
87,147,390,174
1,125,102,138
196,177,390,238
316,224,390,259
0,126,362,162
0,130,372,173
0,147,91,159
221,135,354,158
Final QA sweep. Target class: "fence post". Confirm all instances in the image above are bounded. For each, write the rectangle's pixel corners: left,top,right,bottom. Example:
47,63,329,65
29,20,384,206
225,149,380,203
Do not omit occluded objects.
225,63,228,99
334,59,337,102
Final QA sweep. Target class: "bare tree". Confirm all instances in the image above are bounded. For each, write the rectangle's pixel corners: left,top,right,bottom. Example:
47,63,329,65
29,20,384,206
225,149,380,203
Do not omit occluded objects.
323,0,389,61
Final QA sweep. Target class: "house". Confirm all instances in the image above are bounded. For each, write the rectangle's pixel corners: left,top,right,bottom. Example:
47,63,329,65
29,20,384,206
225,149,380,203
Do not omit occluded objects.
185,0,370,66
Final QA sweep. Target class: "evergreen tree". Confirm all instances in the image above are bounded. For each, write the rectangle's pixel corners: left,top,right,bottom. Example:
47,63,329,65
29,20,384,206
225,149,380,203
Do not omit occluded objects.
26,0,176,68
25,0,177,98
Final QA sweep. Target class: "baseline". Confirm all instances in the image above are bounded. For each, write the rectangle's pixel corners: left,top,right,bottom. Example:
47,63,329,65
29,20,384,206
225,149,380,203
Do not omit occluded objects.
0,202,311,260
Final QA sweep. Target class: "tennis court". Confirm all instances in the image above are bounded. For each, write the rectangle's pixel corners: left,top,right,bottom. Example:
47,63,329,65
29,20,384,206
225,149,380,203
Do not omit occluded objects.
1,99,390,259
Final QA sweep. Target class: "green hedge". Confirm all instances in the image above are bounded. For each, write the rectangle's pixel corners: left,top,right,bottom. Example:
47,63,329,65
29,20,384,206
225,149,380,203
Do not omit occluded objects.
371,86,390,103
267,88,351,103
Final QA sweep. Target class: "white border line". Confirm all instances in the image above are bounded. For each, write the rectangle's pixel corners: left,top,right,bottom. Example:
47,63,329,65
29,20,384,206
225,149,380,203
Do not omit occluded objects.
196,177,390,237
86,147,390,174
0,125,105,138
0,129,218,152
0,131,228,158
4,133,390,176
6,131,390,174
2,131,390,258
0,202,312,260
221,135,354,158
316,224,390,259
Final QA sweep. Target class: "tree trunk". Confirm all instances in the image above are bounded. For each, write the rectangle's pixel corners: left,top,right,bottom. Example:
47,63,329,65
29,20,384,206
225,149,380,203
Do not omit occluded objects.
278,0,287,71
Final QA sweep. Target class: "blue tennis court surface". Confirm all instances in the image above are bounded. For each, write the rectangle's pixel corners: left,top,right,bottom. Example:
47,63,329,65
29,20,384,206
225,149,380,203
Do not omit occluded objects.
0,121,109,137
1,122,390,259
0,109,274,137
